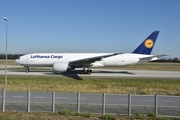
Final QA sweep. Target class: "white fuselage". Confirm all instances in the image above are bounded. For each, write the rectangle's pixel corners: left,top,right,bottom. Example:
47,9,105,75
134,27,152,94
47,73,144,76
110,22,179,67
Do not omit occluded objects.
15,53,157,68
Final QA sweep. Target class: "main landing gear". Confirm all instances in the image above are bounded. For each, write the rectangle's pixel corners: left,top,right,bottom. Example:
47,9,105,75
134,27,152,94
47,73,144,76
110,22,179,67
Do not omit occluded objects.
81,67,92,74
81,70,92,74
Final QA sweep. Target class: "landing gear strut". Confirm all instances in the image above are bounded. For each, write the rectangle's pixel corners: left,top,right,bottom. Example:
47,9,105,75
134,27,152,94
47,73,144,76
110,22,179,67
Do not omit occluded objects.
26,67,29,73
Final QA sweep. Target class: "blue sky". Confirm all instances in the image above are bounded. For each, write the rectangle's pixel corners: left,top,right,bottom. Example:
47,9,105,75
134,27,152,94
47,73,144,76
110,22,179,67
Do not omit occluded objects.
0,0,180,58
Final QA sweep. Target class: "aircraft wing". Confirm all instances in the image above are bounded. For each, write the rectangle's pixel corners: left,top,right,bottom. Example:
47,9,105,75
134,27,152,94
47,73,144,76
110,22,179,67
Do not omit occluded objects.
139,54,168,61
69,53,121,66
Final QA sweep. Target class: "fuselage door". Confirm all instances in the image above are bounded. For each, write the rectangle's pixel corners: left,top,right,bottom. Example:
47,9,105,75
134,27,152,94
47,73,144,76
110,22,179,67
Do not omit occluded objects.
26,55,29,63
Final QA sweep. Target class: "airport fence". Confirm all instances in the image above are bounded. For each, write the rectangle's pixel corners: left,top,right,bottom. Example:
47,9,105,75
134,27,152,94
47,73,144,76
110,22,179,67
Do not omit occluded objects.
0,90,180,117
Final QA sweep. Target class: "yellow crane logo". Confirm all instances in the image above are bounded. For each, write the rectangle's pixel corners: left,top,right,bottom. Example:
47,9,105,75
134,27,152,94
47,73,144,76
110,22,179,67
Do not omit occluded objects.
144,39,154,48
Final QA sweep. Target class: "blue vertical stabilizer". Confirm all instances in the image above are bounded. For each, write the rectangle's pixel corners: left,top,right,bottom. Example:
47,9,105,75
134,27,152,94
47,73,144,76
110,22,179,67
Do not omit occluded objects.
132,31,159,55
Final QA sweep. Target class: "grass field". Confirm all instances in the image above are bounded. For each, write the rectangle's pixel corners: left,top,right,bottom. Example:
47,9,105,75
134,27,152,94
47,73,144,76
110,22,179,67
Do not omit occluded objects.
0,60,18,66
0,76,180,95
0,112,179,120
0,60,180,95
107,62,180,71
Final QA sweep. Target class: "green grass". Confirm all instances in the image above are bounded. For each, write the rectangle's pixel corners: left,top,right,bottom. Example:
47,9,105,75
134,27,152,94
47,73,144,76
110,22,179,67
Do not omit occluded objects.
0,76,180,95
0,112,179,120
81,111,91,118
148,112,156,118
101,114,116,120
104,62,180,71
59,109,71,116
0,60,18,65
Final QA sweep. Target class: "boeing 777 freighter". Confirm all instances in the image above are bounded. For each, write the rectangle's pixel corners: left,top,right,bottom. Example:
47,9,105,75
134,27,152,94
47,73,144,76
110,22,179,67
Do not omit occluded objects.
15,31,167,74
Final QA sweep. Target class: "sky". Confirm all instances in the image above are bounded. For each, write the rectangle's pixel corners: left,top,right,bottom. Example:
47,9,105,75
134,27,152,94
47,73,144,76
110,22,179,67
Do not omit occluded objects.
0,0,180,58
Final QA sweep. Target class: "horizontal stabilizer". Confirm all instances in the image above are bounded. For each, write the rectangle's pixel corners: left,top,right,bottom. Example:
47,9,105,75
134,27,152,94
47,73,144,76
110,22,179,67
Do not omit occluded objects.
139,54,168,61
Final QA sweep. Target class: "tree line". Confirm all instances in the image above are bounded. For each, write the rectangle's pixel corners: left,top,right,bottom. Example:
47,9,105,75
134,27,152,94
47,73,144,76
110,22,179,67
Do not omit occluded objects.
0,54,24,59
0,54,179,63
153,57,180,63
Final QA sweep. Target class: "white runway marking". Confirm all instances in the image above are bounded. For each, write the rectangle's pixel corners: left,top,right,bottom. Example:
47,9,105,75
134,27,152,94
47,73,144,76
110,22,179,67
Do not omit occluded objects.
13,96,24,98
76,98,87,100
34,96,45,99
141,100,153,102
164,100,176,103
55,97,67,99
119,99,128,101
97,98,108,100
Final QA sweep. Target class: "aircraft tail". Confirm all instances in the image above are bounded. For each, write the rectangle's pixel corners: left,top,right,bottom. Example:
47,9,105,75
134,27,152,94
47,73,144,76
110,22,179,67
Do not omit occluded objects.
132,31,159,55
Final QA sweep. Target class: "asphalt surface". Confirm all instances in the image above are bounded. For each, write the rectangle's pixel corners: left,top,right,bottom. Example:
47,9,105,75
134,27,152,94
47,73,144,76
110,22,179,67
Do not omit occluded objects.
0,66,180,79
0,92,179,107
0,92,179,116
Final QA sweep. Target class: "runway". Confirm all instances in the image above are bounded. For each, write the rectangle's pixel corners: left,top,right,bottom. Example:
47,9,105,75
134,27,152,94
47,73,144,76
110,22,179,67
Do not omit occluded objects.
0,67,180,79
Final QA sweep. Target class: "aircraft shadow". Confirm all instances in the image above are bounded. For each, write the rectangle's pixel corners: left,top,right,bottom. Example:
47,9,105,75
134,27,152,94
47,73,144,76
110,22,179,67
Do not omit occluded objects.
93,70,135,75
43,71,83,80
44,70,135,80
8,69,135,80
8,70,83,80
8,70,52,72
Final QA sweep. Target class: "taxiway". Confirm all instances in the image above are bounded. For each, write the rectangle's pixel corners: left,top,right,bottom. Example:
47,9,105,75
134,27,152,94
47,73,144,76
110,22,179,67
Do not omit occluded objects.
0,67,180,79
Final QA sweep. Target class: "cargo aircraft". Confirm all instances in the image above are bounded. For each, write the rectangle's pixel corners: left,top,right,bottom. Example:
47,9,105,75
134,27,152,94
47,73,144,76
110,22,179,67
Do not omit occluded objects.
15,31,167,74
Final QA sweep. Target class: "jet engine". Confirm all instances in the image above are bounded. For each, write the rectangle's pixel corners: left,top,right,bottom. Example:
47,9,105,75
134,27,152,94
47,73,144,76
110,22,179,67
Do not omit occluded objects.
53,62,71,73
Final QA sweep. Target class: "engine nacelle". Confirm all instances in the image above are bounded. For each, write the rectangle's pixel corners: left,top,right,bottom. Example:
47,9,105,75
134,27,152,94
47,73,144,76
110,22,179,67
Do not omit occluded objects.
53,62,71,73
90,62,104,67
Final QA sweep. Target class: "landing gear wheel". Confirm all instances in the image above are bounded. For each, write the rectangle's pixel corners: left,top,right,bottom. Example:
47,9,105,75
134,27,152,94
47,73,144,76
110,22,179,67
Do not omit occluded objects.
81,70,85,74
81,66,92,75
26,67,30,73
87,70,92,74
80,70,92,74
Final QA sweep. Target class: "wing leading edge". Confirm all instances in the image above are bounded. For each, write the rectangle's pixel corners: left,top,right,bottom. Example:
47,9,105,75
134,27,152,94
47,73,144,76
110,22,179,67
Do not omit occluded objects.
69,52,121,67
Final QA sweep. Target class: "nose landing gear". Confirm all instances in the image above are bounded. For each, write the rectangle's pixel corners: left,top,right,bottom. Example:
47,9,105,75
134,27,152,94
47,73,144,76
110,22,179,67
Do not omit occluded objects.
26,67,29,72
